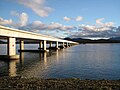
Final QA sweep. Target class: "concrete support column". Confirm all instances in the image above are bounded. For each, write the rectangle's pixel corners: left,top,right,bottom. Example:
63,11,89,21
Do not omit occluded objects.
7,37,16,56
68,43,70,47
56,41,58,49
20,40,24,50
43,40,46,51
39,41,43,49
69,43,71,46
66,42,68,47
49,42,52,47
62,42,65,48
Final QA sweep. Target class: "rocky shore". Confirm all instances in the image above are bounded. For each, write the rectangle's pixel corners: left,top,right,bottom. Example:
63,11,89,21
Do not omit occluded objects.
0,76,120,90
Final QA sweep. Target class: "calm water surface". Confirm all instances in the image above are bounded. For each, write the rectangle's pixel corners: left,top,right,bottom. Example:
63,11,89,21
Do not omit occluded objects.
0,44,120,80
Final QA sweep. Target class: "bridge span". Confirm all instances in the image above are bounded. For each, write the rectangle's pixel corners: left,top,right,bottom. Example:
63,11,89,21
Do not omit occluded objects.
0,25,78,59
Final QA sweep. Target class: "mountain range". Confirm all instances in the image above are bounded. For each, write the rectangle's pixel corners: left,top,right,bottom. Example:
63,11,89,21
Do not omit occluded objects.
64,37,120,43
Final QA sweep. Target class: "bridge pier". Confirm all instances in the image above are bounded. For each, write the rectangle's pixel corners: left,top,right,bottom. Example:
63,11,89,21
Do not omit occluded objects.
7,37,19,59
0,37,19,60
58,42,65,49
43,40,49,52
64,42,69,48
67,42,69,47
20,40,24,50
56,41,59,49
49,42,52,47
38,40,48,52
7,37,16,56
68,43,72,47
43,40,46,51
49,41,60,50
39,41,43,50
62,42,65,48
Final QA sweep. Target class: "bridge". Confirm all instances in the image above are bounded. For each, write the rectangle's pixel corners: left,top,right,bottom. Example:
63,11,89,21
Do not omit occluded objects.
0,25,78,59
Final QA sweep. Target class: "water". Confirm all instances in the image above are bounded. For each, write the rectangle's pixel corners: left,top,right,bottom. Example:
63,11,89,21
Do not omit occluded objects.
0,44,120,80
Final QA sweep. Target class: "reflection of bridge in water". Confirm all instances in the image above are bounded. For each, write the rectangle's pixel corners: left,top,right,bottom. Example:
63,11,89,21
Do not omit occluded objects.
0,50,59,77
0,25,78,60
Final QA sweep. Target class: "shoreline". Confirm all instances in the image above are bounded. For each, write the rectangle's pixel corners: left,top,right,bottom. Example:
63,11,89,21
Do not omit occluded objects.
0,76,120,90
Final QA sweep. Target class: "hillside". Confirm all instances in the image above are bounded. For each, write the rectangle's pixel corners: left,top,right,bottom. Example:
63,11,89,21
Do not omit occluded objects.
64,37,120,43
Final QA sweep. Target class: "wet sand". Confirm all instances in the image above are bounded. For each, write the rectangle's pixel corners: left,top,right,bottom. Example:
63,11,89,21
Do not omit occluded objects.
0,76,120,90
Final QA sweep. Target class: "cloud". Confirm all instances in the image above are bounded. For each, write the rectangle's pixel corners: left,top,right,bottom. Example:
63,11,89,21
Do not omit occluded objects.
0,12,28,28
96,18,114,27
19,12,28,26
48,22,75,30
78,18,114,32
17,0,53,17
70,18,119,38
1,14,119,38
11,11,28,26
79,24,113,32
70,27,120,38
76,16,83,21
0,11,75,38
63,16,83,22
10,11,29,27
19,21,76,32
46,22,76,30
96,18,105,25
48,22,63,30
0,17,13,25
18,20,46,32
63,16,72,22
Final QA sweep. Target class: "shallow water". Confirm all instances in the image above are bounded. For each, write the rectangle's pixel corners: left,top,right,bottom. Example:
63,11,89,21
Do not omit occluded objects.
0,44,120,80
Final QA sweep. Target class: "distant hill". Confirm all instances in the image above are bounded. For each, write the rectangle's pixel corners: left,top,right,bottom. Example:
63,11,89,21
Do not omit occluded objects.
64,37,82,41
64,37,120,43
109,37,120,41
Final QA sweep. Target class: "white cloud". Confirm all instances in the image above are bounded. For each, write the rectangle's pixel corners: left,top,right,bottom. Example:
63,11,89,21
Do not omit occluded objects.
48,22,63,30
32,21,47,30
79,24,113,32
0,17,13,25
63,16,83,22
62,26,76,30
76,16,83,21
18,0,53,17
19,21,76,32
72,18,117,38
10,11,28,27
32,21,43,26
96,18,114,27
19,12,28,26
63,16,72,22
47,22,76,30
96,18,105,25
104,22,114,27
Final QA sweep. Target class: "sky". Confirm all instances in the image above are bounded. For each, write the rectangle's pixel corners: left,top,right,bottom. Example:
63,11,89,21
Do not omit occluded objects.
0,0,120,39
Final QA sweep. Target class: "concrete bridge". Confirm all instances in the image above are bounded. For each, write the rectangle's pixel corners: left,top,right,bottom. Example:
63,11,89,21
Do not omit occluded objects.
0,25,78,59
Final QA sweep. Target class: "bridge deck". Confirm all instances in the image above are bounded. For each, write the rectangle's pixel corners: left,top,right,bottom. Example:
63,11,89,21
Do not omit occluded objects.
0,25,78,44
